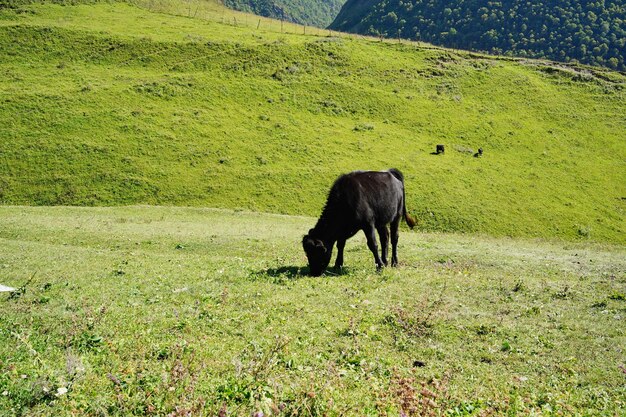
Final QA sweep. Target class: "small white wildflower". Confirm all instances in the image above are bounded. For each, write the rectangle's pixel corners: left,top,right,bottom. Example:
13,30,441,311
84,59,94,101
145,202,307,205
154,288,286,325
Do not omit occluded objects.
56,387,68,396
2,390,8,396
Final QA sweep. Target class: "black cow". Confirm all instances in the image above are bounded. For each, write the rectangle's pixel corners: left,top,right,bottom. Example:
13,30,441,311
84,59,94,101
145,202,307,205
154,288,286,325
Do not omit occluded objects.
302,169,416,276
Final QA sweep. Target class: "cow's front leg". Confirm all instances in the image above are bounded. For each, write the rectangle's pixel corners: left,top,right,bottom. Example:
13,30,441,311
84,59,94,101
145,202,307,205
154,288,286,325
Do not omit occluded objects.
377,225,389,266
334,239,346,269
363,224,383,269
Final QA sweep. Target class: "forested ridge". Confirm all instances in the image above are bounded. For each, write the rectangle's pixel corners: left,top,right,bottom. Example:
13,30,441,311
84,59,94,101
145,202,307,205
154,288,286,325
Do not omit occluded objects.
222,0,343,26
330,0,626,71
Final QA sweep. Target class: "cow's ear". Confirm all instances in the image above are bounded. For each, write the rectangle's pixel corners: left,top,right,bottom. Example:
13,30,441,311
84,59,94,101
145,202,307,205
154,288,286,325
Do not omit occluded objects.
302,235,313,249
315,239,326,252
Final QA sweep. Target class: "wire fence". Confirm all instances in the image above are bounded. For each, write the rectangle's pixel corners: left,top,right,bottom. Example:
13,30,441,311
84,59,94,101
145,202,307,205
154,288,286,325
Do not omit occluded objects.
123,0,469,53
127,0,351,39
124,0,520,67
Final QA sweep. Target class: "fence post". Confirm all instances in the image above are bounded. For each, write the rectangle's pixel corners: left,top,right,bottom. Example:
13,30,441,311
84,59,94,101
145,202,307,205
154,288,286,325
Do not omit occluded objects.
257,19,261,29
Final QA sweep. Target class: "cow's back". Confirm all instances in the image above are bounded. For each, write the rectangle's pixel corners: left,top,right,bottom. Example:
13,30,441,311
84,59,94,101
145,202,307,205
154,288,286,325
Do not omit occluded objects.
328,170,403,227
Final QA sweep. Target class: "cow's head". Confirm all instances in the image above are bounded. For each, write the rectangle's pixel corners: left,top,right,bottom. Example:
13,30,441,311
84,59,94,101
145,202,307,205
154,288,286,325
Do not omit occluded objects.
302,231,332,276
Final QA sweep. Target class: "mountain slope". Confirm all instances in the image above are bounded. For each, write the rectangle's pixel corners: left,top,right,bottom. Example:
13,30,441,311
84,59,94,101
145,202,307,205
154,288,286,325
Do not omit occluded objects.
222,0,344,27
330,0,626,71
0,2,625,243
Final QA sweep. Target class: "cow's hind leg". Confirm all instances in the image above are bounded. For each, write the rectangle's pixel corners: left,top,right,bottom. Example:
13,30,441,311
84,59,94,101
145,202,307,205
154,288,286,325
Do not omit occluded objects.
390,217,400,267
363,223,383,270
334,239,346,269
377,225,389,266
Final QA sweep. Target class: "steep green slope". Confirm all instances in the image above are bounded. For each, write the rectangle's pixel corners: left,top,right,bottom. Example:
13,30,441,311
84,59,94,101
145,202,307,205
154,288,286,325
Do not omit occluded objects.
222,0,344,27
330,0,626,71
0,2,625,243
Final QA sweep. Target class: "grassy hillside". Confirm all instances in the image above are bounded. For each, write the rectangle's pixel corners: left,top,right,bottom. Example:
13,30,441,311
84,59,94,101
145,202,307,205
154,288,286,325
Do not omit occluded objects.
1,206,625,415
0,1,625,244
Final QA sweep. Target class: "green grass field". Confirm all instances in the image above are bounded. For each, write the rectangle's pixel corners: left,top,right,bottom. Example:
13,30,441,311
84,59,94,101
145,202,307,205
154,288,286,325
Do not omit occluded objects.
1,2,625,415
1,1,625,243
1,206,625,416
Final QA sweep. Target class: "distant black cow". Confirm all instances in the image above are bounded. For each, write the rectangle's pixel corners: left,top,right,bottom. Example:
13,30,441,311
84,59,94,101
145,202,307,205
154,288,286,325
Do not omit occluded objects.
302,169,416,276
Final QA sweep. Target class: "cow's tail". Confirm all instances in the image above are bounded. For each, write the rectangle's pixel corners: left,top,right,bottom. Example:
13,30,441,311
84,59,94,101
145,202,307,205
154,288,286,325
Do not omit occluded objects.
389,168,416,229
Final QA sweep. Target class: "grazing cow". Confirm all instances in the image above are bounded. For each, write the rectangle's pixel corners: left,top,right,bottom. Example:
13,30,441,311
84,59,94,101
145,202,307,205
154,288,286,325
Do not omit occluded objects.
302,169,416,276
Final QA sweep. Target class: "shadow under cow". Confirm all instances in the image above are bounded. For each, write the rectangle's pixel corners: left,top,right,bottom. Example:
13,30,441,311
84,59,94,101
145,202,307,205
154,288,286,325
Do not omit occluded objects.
251,265,352,282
